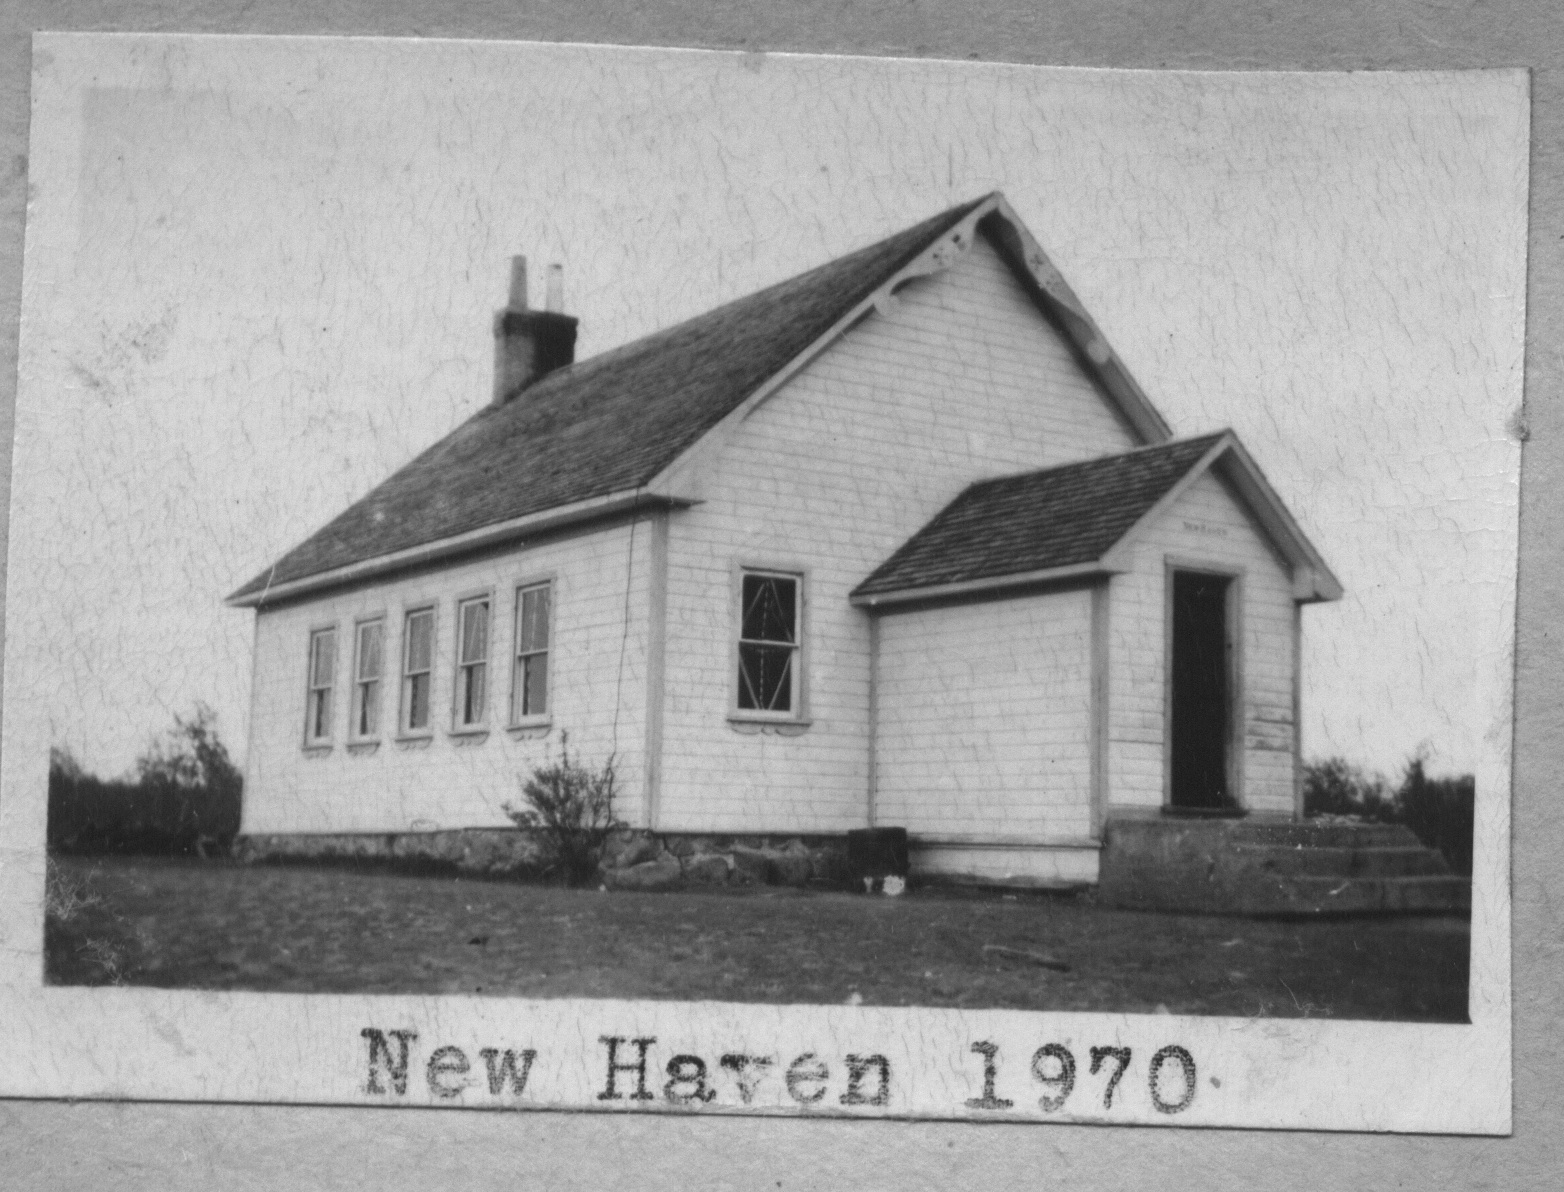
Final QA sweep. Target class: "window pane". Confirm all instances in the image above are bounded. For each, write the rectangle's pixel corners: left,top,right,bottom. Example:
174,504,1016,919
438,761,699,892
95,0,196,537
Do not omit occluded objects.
405,610,433,673
523,653,548,716
311,689,332,738
519,585,550,652
358,680,379,737
738,642,794,711
357,622,383,681
461,662,487,724
741,575,796,644
310,630,336,687
406,672,429,730
460,600,489,665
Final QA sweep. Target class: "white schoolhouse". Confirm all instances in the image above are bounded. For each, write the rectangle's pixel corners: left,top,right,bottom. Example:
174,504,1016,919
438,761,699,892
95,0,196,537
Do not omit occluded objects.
228,193,1342,885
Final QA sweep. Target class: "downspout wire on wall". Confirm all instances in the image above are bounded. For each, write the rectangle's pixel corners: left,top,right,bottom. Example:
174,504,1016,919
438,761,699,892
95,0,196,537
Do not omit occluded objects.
610,488,642,760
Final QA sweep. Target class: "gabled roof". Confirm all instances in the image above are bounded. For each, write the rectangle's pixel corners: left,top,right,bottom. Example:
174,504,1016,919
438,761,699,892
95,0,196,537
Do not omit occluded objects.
229,193,1171,608
851,432,1343,607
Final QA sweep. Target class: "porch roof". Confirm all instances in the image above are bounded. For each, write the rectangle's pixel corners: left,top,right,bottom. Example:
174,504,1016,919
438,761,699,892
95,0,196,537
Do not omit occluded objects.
851,432,1342,607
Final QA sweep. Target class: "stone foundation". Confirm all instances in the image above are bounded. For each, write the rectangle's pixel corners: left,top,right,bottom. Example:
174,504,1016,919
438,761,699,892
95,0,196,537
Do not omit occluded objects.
235,828,850,889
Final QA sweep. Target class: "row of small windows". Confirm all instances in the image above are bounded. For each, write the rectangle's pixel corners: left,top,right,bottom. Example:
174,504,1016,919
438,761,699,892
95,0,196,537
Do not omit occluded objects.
304,581,553,746
301,568,804,748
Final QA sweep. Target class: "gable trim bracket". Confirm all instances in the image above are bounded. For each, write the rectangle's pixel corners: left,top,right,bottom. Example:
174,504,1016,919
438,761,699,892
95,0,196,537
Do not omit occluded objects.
650,191,1174,499
979,194,1173,446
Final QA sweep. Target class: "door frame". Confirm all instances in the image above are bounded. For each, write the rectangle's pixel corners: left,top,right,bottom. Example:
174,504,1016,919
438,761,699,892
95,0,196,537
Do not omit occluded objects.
1162,558,1246,812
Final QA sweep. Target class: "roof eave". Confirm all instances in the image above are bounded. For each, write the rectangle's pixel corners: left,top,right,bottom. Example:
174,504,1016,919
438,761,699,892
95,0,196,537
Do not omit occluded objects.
1209,438,1345,603
227,487,692,609
850,560,1118,610
1094,431,1344,604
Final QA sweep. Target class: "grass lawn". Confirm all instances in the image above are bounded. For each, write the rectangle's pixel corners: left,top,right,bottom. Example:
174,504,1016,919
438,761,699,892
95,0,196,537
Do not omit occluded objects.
45,855,1469,1021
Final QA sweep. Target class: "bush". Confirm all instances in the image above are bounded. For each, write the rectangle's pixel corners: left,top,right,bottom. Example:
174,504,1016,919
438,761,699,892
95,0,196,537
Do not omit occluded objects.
504,734,622,886
1301,756,1396,821
1397,754,1475,878
1302,750,1474,877
47,704,243,856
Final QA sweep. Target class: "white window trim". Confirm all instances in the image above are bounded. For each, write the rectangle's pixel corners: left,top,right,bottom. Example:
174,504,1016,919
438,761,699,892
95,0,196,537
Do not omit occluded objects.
729,563,811,726
509,575,556,729
303,623,339,749
397,604,438,739
450,588,495,735
349,614,386,743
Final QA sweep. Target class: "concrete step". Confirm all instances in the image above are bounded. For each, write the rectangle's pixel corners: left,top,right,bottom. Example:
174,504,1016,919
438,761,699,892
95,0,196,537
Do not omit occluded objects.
1225,820,1423,849
1099,815,1468,916
1231,843,1451,879
1277,875,1471,915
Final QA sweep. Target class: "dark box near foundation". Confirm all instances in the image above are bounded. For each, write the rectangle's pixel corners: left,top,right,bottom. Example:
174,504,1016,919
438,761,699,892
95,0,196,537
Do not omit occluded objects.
846,827,909,881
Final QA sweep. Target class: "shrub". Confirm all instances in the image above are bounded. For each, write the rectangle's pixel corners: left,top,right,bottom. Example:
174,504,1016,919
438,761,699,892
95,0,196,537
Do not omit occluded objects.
47,704,243,856
1301,756,1396,821
1396,753,1475,877
504,734,622,886
1303,750,1475,877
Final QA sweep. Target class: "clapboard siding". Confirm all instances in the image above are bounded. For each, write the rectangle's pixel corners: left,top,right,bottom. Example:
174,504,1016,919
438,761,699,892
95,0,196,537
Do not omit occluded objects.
1107,469,1297,814
657,231,1138,833
875,589,1094,840
243,520,648,835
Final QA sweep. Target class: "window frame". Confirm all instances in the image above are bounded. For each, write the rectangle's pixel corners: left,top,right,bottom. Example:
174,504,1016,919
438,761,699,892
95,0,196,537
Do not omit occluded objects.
303,623,339,748
508,575,556,728
450,589,495,734
397,604,438,739
729,564,809,725
348,614,386,743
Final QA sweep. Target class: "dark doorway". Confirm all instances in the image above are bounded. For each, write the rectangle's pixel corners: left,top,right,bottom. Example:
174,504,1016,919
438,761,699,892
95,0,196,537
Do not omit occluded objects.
1169,571,1235,811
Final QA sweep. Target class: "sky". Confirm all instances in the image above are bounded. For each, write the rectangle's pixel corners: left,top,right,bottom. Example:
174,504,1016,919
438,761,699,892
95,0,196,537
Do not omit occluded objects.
9,36,1527,784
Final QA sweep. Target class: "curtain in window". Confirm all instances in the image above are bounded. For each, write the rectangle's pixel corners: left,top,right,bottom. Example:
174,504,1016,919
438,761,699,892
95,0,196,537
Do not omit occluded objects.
514,584,551,719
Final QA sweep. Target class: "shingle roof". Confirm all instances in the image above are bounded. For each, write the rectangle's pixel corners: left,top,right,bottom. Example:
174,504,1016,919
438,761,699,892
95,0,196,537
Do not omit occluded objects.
852,434,1228,600
230,196,990,601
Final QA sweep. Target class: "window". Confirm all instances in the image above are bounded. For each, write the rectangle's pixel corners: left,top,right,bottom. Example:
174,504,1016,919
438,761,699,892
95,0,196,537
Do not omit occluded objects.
736,570,801,715
511,581,551,722
455,596,490,728
351,619,384,738
511,584,551,722
401,608,435,733
305,627,337,744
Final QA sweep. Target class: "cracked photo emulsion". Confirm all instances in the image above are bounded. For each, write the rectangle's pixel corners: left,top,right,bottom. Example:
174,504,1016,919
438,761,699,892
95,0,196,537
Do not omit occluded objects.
0,34,1524,1132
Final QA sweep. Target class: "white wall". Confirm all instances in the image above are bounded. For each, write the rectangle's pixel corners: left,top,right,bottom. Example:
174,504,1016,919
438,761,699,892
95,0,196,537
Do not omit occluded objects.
657,229,1138,833
243,519,649,835
1107,467,1298,814
874,588,1095,842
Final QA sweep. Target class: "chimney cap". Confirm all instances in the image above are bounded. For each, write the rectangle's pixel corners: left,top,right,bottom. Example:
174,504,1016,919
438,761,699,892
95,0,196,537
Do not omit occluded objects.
545,263,564,314
508,256,528,311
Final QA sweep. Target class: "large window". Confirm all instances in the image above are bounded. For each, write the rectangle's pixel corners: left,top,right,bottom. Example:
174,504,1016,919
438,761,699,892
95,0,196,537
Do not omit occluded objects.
305,627,337,745
351,618,384,739
736,570,801,715
455,596,491,728
511,581,552,722
401,608,435,733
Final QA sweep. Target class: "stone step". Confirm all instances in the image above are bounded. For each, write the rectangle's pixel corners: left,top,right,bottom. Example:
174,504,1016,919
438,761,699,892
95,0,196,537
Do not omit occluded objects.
1274,875,1471,916
1225,820,1423,849
1231,843,1451,879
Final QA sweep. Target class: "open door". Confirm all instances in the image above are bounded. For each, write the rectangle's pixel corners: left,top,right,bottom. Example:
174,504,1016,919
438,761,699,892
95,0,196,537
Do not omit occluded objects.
1169,570,1237,812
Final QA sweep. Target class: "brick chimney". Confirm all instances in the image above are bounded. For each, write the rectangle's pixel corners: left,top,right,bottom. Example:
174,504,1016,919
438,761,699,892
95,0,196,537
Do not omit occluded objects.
493,256,578,405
